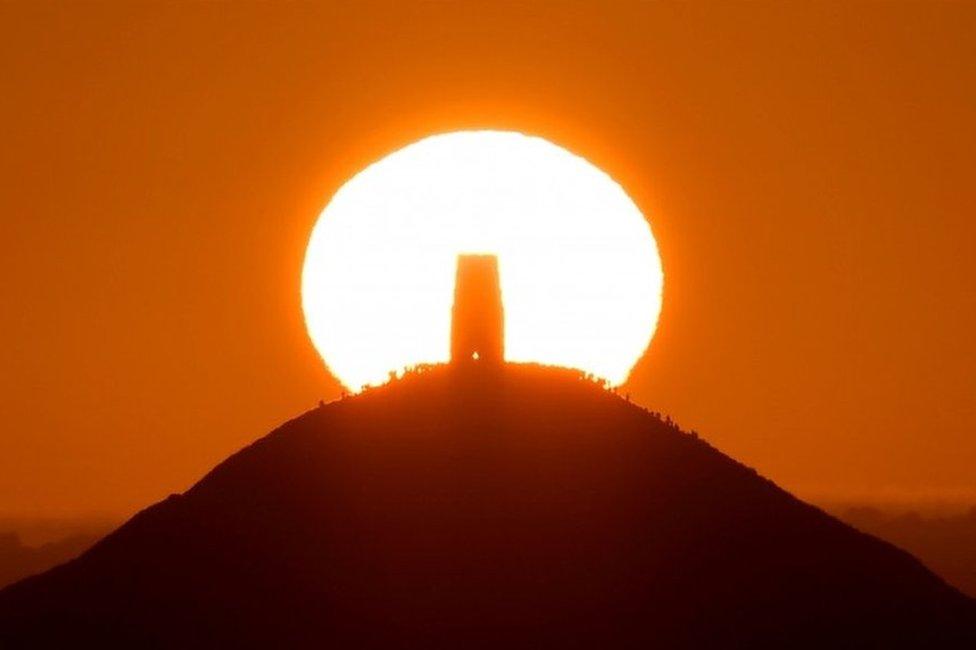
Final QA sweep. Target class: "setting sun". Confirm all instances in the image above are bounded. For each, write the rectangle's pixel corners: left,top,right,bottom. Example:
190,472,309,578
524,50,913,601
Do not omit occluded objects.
302,131,663,391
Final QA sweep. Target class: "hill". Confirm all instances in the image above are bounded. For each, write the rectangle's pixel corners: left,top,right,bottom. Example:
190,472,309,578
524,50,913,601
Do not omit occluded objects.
1,364,973,648
837,504,976,599
0,530,100,590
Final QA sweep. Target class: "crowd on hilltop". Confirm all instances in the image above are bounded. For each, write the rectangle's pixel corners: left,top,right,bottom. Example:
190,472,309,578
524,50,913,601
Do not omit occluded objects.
320,362,701,442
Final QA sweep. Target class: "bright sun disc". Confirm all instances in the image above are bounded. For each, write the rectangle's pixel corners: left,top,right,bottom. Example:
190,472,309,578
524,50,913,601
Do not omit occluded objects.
302,131,663,391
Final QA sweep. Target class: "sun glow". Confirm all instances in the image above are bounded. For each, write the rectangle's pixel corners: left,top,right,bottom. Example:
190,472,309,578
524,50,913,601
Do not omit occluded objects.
302,131,663,391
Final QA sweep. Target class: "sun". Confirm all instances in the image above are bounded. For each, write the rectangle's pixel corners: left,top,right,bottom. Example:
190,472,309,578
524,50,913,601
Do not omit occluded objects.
302,130,663,391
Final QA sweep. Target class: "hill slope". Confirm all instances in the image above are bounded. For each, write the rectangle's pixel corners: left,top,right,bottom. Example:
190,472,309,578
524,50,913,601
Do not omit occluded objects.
0,531,100,590
1,364,973,648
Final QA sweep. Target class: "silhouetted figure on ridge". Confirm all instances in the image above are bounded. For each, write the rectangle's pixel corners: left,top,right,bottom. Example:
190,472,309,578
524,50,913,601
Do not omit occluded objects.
450,254,504,364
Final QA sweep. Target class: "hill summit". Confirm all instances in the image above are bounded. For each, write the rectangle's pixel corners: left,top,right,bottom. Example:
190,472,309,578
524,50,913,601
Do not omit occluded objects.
1,364,973,648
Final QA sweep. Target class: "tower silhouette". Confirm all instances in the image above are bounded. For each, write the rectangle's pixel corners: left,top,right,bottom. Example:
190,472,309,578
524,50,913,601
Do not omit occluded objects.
451,254,504,363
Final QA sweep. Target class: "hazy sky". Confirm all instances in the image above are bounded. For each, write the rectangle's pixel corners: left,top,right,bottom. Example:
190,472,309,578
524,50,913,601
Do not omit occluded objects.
1,1,974,518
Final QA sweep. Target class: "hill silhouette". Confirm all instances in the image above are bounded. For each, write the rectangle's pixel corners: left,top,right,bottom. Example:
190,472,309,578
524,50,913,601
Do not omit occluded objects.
0,530,100,590
1,364,973,648
838,504,976,599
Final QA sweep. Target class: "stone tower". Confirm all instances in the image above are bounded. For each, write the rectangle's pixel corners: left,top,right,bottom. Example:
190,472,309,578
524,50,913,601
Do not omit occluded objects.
451,254,504,363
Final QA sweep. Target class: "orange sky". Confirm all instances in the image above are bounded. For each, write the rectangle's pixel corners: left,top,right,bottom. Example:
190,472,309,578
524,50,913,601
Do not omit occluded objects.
1,2,974,518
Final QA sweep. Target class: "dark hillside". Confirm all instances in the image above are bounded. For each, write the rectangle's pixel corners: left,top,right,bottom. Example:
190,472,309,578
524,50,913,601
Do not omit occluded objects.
1,364,973,648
